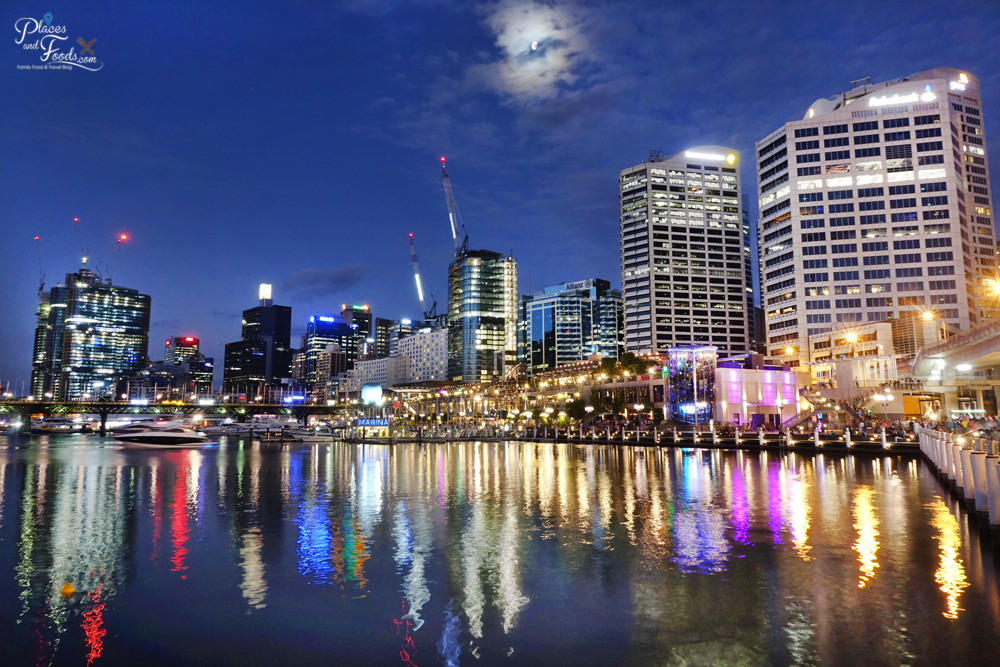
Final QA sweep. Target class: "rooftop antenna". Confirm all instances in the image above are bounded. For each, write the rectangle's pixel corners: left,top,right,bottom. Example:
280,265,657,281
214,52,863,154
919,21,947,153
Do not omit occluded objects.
73,217,89,265
34,236,45,296
849,77,872,90
648,149,664,163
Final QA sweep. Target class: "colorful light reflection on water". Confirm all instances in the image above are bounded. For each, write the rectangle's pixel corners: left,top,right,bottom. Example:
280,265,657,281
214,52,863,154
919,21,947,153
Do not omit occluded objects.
0,438,999,666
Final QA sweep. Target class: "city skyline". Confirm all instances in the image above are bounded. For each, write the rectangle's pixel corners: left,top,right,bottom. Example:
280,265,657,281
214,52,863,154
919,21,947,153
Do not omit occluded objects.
3,1,1000,386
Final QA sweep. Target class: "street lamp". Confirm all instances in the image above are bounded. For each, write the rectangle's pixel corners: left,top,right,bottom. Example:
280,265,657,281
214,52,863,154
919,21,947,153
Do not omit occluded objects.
874,391,893,421
844,331,858,357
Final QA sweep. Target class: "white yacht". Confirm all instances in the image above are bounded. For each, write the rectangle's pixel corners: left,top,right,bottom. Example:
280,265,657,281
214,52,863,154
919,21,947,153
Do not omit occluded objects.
111,421,208,447
31,417,84,434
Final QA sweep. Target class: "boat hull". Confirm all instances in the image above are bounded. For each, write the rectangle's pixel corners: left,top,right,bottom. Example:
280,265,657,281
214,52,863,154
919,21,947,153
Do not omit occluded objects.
112,435,208,447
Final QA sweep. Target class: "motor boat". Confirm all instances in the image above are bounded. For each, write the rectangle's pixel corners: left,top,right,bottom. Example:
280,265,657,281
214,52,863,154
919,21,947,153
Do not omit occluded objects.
292,426,338,443
31,417,85,434
111,421,208,447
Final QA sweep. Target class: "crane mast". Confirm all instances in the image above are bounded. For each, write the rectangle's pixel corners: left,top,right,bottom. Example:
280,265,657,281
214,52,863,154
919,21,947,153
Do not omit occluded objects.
440,156,469,256
408,233,430,319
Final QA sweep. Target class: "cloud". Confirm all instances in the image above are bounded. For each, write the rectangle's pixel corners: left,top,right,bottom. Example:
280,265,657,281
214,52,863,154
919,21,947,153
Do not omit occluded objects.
473,0,593,101
282,264,367,299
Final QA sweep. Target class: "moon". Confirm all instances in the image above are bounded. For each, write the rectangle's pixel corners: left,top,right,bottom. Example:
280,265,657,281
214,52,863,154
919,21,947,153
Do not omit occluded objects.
531,41,538,50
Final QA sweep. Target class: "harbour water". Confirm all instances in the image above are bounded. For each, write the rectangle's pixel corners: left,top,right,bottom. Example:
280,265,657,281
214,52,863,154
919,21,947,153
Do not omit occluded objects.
0,435,998,666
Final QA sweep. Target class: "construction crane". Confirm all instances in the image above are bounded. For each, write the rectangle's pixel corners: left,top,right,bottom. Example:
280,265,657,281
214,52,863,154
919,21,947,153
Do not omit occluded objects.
34,236,44,297
73,217,89,265
440,156,469,256
408,233,437,320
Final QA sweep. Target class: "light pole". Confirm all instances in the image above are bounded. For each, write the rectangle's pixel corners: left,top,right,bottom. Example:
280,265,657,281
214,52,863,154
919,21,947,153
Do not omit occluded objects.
633,403,644,427
875,391,893,421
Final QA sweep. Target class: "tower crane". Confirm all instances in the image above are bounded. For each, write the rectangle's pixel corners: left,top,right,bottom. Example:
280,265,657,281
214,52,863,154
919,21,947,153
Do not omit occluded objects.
408,233,437,320
34,236,44,297
440,156,469,256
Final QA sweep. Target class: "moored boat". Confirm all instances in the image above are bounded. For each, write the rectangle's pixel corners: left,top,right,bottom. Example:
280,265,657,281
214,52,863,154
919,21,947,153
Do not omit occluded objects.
31,417,85,435
111,421,208,447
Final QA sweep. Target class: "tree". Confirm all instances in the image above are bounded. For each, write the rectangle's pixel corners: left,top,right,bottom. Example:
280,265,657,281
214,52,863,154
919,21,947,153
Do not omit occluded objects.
599,357,618,376
618,352,646,376
565,399,587,421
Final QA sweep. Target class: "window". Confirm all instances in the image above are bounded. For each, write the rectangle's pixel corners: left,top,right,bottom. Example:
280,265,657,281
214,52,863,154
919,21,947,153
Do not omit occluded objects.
831,244,857,253
918,154,944,165
914,114,940,125
867,297,893,307
884,131,911,142
930,294,958,304
927,265,954,276
894,253,921,263
828,189,853,200
828,203,854,213
923,210,950,220
892,225,918,236
800,205,824,215
799,192,823,202
863,254,890,265
797,153,821,163
858,187,884,198
895,267,922,277
802,259,828,269
805,300,830,309
917,141,944,152
802,246,827,255
830,216,856,227
823,124,848,135
915,128,942,138
898,295,926,306
825,150,851,161
833,272,860,282
921,195,948,206
891,212,918,222
833,257,859,267
835,298,862,308
863,228,887,238
884,118,910,128
800,219,825,228
864,269,891,279
855,147,881,158
794,127,819,138
854,134,880,145
889,184,915,195
801,232,826,242
859,201,885,210
795,140,820,150
830,230,856,240
890,198,917,209
923,223,951,234
797,166,822,176
920,181,947,193
804,273,828,282
929,280,956,290
824,137,850,147
853,120,879,131
860,214,886,225
926,251,953,261
862,242,889,252
924,237,952,248
896,281,924,291
893,239,920,250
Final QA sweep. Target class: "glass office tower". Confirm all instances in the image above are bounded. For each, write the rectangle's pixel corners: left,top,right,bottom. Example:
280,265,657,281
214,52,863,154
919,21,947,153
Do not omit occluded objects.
31,267,151,399
447,249,518,383
223,285,292,393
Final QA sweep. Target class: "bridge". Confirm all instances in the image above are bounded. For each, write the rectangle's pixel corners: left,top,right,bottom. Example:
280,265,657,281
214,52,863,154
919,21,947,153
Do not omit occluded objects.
0,400,348,434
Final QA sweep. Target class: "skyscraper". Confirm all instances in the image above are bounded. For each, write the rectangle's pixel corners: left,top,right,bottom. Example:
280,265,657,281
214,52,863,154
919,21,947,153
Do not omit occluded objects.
222,284,292,393
447,249,518,383
31,267,151,399
619,147,750,357
164,336,200,365
517,278,623,375
303,316,356,395
756,68,995,365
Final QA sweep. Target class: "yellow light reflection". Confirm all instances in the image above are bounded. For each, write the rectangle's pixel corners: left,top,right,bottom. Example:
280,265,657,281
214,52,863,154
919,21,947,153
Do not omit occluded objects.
927,500,970,619
852,486,879,588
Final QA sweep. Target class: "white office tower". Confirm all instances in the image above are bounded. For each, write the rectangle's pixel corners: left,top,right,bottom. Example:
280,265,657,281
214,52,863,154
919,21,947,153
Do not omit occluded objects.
756,68,995,365
619,147,750,357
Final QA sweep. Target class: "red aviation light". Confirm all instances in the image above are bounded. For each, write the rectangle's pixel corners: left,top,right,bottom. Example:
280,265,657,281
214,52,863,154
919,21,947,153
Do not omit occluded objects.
34,236,40,241
184,337,194,342
408,233,413,238
440,156,446,164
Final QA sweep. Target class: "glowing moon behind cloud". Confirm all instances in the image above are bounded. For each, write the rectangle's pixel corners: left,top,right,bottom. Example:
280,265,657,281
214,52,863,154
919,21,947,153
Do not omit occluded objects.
531,41,538,50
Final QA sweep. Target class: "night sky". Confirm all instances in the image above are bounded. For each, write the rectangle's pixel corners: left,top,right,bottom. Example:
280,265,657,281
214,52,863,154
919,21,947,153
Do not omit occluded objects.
2,0,999,389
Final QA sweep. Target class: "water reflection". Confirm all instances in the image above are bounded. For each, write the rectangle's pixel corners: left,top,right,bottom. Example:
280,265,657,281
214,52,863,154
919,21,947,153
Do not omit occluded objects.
0,438,998,666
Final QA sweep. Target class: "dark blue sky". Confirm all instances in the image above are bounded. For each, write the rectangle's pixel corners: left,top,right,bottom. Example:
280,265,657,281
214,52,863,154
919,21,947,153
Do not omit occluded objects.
2,0,999,388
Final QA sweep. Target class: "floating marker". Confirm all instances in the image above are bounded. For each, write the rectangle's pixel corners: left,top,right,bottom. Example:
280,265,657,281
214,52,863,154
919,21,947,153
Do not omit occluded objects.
60,582,75,597
43,13,53,25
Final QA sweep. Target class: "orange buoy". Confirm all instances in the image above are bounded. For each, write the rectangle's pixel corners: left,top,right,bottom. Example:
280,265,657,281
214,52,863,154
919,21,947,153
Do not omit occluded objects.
60,582,75,597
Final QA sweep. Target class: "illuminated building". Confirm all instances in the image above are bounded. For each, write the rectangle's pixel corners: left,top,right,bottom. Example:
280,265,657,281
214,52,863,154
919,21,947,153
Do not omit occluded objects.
128,353,215,399
447,249,518,383
756,68,995,365
667,345,717,424
396,326,447,383
313,344,348,402
373,317,393,359
388,319,417,357
164,336,199,365
619,147,750,358
304,316,356,396
222,284,292,393
31,267,151,399
341,304,373,360
517,278,623,375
